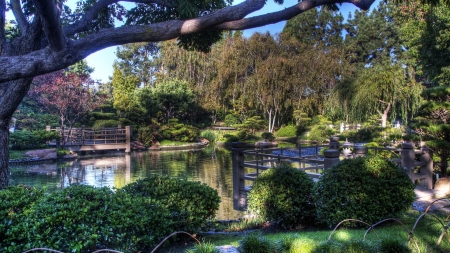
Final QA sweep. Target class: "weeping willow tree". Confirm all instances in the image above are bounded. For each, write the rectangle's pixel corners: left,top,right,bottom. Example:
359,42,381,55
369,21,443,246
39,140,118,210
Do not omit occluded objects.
327,61,422,127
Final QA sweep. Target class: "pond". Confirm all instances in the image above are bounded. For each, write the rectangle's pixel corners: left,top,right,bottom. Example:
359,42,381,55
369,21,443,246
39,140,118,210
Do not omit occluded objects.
8,145,244,221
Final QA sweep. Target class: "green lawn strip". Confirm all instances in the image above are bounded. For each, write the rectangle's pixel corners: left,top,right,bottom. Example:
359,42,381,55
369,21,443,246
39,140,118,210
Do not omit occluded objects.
173,209,450,252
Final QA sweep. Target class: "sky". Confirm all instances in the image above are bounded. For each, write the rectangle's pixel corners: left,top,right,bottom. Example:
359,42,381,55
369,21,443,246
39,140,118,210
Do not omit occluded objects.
85,0,365,83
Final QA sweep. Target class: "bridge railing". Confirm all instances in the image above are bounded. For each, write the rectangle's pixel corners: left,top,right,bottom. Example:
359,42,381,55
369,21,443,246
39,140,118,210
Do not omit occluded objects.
46,125,132,152
232,137,434,210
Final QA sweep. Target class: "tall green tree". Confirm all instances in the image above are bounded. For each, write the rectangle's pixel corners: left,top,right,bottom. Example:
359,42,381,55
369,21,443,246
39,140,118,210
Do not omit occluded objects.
282,7,344,48
2,0,384,188
327,1,422,126
396,0,450,85
111,63,142,120
345,61,421,127
115,43,159,87
147,80,196,123
345,2,403,67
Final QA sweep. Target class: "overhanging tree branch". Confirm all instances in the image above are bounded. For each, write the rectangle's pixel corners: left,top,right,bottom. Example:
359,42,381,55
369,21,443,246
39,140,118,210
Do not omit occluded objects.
212,0,375,30
10,0,29,34
64,0,178,36
33,0,66,51
0,0,379,83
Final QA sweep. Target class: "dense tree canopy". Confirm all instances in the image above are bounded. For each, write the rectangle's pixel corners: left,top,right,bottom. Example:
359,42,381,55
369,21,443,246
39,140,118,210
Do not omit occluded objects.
0,0,446,189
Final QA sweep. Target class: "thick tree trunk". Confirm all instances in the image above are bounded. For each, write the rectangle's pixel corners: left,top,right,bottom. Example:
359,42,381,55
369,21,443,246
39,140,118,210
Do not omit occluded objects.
0,78,33,189
0,126,9,189
378,102,391,128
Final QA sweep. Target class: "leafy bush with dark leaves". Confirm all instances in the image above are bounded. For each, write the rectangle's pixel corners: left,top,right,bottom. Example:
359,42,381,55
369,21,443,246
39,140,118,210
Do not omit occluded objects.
1,185,174,252
120,176,220,233
314,156,415,228
247,164,316,229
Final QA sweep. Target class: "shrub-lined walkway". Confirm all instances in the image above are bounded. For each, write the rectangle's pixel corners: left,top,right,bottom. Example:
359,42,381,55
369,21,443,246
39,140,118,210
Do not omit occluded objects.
214,186,448,253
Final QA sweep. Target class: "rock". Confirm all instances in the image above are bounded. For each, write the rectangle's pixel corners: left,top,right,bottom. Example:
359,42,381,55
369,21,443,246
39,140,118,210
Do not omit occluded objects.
255,141,277,148
434,177,450,198
216,245,240,253
25,149,57,159
130,141,146,150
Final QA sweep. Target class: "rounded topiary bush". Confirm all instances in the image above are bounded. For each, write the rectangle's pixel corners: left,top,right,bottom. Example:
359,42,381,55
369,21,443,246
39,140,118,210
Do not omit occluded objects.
120,176,220,232
275,125,297,137
314,156,415,228
247,164,316,229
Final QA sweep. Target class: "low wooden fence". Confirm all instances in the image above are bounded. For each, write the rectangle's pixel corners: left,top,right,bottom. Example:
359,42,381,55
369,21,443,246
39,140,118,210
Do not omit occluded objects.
46,125,132,152
232,138,434,210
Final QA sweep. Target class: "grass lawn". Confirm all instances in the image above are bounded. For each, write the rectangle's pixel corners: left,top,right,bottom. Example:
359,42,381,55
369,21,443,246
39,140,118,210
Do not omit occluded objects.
158,209,450,252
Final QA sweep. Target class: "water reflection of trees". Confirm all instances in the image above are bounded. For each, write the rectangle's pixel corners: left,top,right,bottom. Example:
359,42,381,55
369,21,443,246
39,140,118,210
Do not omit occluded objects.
10,147,243,220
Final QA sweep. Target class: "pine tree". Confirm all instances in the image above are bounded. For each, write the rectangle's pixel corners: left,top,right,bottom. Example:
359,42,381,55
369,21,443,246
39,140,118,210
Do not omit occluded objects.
413,85,450,176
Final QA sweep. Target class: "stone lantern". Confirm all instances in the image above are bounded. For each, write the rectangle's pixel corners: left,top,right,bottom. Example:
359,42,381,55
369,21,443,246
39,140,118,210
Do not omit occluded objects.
342,139,352,157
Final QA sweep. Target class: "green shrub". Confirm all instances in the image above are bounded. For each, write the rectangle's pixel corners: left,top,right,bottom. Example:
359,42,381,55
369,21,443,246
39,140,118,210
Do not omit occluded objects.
307,125,335,143
1,185,174,253
238,233,277,253
0,186,45,251
120,176,220,233
237,130,249,140
222,134,239,143
15,113,59,131
201,130,217,143
314,156,415,228
89,112,117,120
276,234,315,253
262,132,276,141
56,148,71,156
186,242,220,253
312,240,375,253
9,130,40,150
236,116,265,136
224,114,240,127
365,142,397,158
138,123,161,147
275,125,297,137
354,126,383,143
160,121,199,142
32,130,61,144
247,164,316,229
92,119,121,129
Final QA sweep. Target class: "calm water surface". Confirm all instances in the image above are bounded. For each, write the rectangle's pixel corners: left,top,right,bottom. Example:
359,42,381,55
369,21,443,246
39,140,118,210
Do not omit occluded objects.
9,145,244,220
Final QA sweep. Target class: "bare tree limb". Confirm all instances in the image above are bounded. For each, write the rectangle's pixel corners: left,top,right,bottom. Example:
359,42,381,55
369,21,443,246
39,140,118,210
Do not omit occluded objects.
33,0,66,51
63,0,178,36
10,0,29,34
212,0,375,30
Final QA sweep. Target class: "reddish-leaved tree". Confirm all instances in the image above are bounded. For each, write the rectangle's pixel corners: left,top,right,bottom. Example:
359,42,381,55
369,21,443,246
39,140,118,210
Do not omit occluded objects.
31,70,104,148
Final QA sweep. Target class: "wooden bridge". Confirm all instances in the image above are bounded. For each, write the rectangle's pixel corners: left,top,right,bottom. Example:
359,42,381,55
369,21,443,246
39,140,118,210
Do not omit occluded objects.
46,125,132,152
231,138,434,210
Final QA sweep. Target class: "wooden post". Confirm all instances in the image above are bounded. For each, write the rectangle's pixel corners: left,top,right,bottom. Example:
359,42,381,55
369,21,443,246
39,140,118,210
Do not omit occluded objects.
46,126,50,131
324,136,340,170
323,149,340,170
401,142,415,183
232,142,247,211
81,125,85,145
420,148,434,189
125,126,132,153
